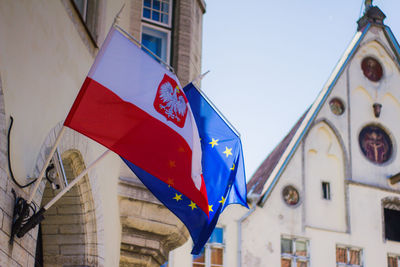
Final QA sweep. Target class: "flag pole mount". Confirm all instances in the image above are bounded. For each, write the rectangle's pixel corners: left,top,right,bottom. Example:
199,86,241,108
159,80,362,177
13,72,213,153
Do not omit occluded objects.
11,148,111,241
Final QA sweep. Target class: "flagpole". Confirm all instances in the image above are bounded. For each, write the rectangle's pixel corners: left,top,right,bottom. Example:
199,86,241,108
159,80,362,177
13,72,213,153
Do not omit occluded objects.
16,149,112,238
186,82,241,138
27,126,67,204
44,149,111,210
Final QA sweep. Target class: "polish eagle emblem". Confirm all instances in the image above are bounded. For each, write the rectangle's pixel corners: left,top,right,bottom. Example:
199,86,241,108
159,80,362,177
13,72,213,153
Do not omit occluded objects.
154,74,188,128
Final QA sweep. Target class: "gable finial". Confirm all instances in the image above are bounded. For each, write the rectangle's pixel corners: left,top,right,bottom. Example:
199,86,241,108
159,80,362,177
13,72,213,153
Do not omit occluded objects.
365,0,373,10
357,0,386,31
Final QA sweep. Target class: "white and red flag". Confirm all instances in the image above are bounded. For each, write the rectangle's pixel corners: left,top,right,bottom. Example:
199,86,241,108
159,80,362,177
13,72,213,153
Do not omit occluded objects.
64,27,209,215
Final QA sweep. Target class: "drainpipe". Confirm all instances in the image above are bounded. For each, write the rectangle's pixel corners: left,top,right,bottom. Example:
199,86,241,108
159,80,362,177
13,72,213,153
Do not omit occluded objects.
237,194,259,267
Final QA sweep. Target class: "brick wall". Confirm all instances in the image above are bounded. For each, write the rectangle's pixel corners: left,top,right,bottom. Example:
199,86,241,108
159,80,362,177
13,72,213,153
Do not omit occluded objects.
0,76,38,266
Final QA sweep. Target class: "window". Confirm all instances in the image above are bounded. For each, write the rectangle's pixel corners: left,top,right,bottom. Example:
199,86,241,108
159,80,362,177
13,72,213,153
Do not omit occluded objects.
141,0,172,64
322,182,331,200
71,0,99,42
384,208,400,242
141,25,170,63
336,246,363,266
388,254,400,267
193,228,224,267
143,0,172,26
281,237,309,267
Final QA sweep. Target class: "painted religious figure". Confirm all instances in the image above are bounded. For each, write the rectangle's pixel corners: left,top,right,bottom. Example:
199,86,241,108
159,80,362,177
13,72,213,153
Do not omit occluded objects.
282,185,300,206
361,57,383,82
359,125,392,164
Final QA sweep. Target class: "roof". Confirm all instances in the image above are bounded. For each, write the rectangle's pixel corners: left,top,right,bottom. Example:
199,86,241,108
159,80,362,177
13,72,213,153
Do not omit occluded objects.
249,6,400,207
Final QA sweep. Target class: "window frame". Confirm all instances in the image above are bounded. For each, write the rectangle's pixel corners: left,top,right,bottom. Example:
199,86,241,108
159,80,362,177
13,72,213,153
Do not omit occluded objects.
280,236,310,267
140,22,171,64
193,227,225,267
70,0,99,45
142,0,173,27
335,245,363,267
388,254,400,267
322,181,331,200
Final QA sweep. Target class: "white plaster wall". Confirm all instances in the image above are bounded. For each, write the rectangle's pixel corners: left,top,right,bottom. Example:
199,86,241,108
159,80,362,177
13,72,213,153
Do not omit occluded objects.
349,27,400,190
0,0,130,265
304,122,346,232
0,0,130,187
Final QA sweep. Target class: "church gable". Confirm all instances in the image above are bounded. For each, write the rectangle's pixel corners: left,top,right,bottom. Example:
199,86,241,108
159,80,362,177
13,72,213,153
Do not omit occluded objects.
348,28,400,189
253,5,400,206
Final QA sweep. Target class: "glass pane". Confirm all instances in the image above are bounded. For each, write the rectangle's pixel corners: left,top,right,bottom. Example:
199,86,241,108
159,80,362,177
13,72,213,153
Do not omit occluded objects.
193,250,205,264
153,0,160,10
349,249,360,265
209,228,223,244
281,258,291,267
142,33,162,57
162,2,169,12
281,238,293,254
144,0,151,7
161,14,169,24
73,0,85,17
152,10,160,21
141,26,168,62
295,240,307,257
388,256,398,267
143,8,151,19
297,260,308,267
211,247,223,265
336,247,347,263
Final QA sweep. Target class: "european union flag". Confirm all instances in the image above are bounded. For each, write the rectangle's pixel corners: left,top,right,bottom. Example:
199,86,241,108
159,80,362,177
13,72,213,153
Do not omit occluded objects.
122,82,248,255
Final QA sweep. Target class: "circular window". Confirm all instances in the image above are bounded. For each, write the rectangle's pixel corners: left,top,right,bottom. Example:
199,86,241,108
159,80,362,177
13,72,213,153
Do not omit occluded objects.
361,57,383,82
359,125,392,164
329,98,345,115
282,185,300,206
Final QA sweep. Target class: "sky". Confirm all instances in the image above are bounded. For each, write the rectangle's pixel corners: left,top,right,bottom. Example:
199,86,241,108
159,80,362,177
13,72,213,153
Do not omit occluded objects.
199,0,400,179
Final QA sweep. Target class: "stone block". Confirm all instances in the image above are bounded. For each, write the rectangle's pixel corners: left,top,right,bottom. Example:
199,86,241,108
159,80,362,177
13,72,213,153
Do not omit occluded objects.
57,204,83,215
41,214,83,225
0,249,21,267
60,244,85,255
41,224,58,235
11,242,28,267
42,244,59,256
2,213,12,236
59,224,84,234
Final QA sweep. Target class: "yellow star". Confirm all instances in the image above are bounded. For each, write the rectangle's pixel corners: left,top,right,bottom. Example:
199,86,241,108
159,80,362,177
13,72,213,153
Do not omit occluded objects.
176,86,181,93
168,160,176,168
178,146,185,153
230,163,235,171
209,138,219,148
189,201,197,210
209,205,213,212
219,196,226,205
167,178,174,187
173,193,182,201
223,147,233,157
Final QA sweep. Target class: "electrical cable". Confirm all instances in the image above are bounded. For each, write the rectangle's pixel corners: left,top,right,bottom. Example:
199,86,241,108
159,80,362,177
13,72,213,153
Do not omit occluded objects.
7,116,37,188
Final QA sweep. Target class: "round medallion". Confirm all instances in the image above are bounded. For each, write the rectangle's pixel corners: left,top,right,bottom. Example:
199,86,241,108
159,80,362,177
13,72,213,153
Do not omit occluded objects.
361,57,383,82
359,125,392,164
282,185,300,206
329,98,345,115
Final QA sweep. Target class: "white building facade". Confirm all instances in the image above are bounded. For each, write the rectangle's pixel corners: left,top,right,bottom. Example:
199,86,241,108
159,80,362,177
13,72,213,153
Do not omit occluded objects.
170,4,400,267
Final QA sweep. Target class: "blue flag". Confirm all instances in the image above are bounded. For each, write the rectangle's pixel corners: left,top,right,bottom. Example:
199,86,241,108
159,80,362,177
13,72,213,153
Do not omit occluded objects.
122,82,248,255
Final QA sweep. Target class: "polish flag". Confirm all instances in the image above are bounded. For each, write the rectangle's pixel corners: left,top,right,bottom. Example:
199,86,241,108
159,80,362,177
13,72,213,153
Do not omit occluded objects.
64,27,209,215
